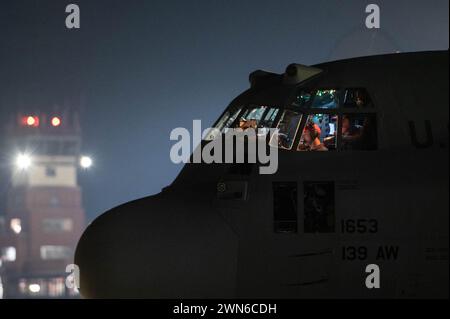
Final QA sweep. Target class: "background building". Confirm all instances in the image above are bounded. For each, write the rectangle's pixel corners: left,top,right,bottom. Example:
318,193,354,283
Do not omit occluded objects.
0,112,87,298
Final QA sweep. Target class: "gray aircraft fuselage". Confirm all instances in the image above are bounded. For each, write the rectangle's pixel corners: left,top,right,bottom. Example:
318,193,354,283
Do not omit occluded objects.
75,51,449,298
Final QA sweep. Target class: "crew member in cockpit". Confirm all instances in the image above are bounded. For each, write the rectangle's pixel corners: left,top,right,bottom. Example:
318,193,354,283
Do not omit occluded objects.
237,119,258,130
341,115,362,149
298,122,328,151
355,90,366,108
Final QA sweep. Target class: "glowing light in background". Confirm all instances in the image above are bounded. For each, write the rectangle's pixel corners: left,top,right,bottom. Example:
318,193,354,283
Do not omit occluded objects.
80,156,93,169
10,219,22,234
23,116,39,127
0,276,3,299
28,284,41,293
16,154,32,170
51,116,61,127
2,247,16,262
27,116,36,125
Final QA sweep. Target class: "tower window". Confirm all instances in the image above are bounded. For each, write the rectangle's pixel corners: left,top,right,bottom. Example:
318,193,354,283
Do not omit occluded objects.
49,196,60,207
10,218,22,234
40,246,72,260
0,217,5,234
42,218,73,233
273,182,298,233
45,167,56,177
1,247,17,262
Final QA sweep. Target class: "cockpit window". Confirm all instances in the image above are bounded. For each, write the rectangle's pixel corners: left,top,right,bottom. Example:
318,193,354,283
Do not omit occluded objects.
294,90,314,108
260,107,279,128
293,88,373,109
205,105,280,140
269,110,302,150
341,114,377,150
205,107,242,140
296,113,376,151
227,105,280,130
297,114,337,151
289,87,377,151
342,88,373,108
236,106,267,129
312,89,339,109
206,87,376,150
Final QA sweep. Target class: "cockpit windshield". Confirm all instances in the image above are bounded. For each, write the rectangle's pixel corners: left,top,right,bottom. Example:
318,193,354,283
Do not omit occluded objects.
297,114,337,151
269,110,302,150
205,105,280,140
295,89,339,109
206,87,376,150
294,88,373,109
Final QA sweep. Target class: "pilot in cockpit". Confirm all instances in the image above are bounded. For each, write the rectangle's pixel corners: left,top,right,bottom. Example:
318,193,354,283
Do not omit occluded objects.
345,89,370,108
298,121,328,151
237,119,258,130
341,115,362,149
355,90,366,108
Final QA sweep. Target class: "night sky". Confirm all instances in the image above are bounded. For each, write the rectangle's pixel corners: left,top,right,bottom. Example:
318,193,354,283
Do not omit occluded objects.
0,0,448,221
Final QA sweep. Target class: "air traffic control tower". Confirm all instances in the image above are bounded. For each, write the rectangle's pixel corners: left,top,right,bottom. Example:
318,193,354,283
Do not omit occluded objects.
0,112,87,298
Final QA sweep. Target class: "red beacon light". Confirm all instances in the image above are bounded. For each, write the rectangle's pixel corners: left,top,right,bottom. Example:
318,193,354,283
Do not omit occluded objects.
22,115,40,127
51,116,61,127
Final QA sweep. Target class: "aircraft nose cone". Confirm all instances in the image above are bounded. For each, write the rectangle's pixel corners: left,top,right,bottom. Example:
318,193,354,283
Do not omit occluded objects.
75,194,238,298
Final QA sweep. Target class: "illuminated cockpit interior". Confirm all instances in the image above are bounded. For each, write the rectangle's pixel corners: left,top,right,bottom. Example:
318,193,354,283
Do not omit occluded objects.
207,88,377,151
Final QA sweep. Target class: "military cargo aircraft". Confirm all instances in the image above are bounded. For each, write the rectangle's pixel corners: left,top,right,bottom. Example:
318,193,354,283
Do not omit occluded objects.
75,50,448,298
